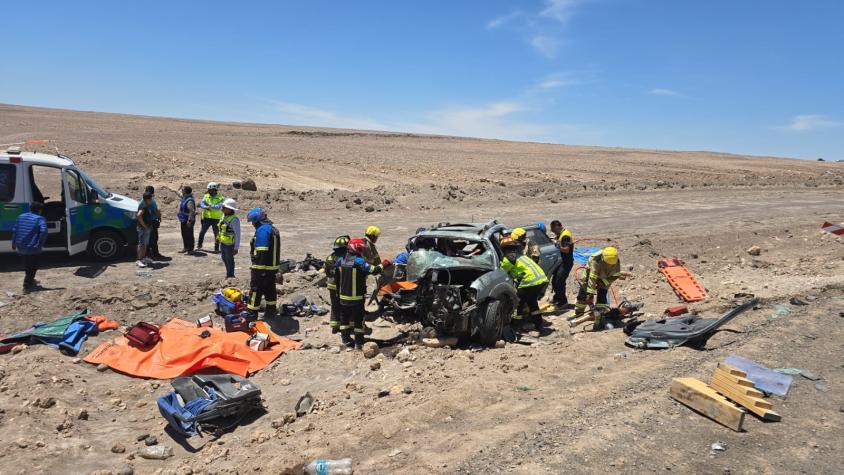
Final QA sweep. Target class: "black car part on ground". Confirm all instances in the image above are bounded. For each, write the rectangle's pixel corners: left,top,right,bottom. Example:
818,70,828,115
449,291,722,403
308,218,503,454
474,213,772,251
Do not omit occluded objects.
624,298,758,349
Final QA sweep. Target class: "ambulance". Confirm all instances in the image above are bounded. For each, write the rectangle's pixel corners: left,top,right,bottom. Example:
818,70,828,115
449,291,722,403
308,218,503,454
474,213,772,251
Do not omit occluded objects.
0,145,138,260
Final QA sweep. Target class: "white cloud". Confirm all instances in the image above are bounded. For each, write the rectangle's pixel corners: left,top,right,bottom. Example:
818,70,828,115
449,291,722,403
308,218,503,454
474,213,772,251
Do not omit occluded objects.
530,35,560,58
538,72,583,89
268,100,386,130
486,10,522,29
648,88,680,97
777,114,844,132
541,0,582,25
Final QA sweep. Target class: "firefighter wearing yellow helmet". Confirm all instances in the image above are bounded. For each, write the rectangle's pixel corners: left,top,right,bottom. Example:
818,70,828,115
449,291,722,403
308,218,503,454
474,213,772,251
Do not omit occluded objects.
363,225,383,267
573,246,631,319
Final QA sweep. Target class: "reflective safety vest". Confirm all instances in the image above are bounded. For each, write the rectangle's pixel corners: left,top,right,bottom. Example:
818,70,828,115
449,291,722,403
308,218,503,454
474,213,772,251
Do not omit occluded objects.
338,255,381,304
557,229,574,257
202,193,225,220
502,254,549,288
218,214,238,246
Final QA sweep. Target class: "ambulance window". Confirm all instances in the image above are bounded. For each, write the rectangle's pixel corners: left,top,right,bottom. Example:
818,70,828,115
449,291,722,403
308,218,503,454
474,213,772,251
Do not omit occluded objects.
29,165,63,205
0,164,15,202
65,169,87,204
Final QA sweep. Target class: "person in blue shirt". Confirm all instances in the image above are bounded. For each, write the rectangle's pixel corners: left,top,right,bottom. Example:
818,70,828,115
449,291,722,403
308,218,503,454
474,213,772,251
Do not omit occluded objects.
12,202,48,293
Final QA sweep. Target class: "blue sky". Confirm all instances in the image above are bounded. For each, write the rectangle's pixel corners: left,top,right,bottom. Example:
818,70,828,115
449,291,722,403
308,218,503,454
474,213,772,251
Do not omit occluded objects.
2,1,842,159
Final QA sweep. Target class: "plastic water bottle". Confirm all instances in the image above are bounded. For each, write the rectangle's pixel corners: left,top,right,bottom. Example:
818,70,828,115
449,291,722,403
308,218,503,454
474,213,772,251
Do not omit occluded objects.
304,458,353,475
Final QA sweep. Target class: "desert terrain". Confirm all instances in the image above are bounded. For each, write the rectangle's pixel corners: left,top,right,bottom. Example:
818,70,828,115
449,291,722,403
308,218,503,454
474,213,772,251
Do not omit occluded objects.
0,103,843,474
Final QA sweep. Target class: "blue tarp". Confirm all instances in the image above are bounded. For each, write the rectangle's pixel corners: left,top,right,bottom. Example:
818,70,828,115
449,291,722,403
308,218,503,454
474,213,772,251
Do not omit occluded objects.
1,309,98,356
573,247,601,265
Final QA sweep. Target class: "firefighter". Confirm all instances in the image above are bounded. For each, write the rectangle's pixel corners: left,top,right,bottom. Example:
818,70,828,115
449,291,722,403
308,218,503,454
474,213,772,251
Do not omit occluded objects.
324,235,350,334
337,238,387,348
550,220,574,306
362,225,382,266
573,247,631,320
501,244,549,333
245,208,281,319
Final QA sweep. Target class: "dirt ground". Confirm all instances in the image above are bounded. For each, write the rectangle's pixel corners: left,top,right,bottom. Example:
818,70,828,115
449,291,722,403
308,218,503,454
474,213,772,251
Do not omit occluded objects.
1,104,843,474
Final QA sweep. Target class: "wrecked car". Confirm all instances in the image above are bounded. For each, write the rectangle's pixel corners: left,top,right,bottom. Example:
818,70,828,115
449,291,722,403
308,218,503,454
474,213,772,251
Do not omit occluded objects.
379,220,561,345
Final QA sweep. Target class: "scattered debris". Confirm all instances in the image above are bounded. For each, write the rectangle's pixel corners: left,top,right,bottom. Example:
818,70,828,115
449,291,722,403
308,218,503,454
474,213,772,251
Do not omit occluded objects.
143,435,158,446
770,304,792,319
711,442,727,453
820,221,844,236
626,299,757,349
422,336,458,348
746,245,761,256
789,297,809,306
296,392,315,417
138,445,173,460
389,449,403,457
815,383,830,393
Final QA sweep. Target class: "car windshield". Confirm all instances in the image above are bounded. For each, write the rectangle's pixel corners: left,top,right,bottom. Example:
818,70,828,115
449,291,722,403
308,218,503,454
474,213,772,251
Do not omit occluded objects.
77,168,112,199
406,238,495,281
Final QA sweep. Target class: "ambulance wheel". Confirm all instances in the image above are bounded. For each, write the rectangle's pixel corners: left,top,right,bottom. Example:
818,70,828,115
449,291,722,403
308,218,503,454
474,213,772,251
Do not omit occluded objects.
474,299,507,346
88,229,123,261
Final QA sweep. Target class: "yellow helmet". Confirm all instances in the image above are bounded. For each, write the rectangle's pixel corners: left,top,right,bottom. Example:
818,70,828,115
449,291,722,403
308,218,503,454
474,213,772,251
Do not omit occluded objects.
365,225,381,237
510,227,526,241
603,246,619,265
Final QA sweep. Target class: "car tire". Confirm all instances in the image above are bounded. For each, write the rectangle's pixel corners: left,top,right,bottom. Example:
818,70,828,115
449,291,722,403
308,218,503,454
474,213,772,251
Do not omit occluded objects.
475,299,506,345
88,229,124,261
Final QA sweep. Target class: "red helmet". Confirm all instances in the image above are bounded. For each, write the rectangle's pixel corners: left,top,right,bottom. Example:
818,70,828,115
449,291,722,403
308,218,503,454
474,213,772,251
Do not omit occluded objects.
348,238,366,255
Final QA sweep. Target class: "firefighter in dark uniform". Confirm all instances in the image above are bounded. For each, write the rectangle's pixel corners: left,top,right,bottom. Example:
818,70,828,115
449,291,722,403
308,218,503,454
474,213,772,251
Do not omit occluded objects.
337,237,385,349
324,235,350,334
246,208,281,319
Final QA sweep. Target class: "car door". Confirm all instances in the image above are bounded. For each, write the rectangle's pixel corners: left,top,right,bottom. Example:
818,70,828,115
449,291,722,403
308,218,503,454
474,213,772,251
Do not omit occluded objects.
521,224,561,276
63,168,91,255
0,161,24,252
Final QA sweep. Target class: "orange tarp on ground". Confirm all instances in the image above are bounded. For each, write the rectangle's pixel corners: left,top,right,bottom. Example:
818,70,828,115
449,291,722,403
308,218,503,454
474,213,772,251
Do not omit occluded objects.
84,319,301,379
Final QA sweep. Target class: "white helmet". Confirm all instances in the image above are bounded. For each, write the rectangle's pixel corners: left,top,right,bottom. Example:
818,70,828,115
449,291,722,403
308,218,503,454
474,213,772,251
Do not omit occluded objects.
207,182,220,190
222,198,238,211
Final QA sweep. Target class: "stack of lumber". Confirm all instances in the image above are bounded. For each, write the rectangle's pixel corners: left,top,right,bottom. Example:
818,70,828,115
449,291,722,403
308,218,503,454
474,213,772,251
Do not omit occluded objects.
669,361,781,431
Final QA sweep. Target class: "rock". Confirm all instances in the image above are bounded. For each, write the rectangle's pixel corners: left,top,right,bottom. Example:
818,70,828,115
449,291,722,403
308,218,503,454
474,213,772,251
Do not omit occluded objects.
746,246,761,256
271,413,297,429
72,358,81,364
396,348,412,363
328,346,342,354
11,344,26,354
77,409,89,420
370,361,381,371
34,397,56,409
138,445,173,460
116,465,134,475
89,470,115,475
789,297,809,306
252,431,270,444
423,336,458,348
232,181,242,189
111,443,127,454
389,448,403,457
15,438,28,448
136,433,150,442
241,178,257,191
377,389,390,398
364,205,376,213
390,384,412,395
56,420,73,432
362,342,380,358
144,435,158,446
495,340,506,348
710,442,727,453
97,363,109,372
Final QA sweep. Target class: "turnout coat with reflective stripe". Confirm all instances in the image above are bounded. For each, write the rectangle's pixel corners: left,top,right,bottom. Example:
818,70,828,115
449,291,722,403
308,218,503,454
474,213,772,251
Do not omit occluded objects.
584,250,621,294
502,253,549,288
250,223,280,271
337,255,381,304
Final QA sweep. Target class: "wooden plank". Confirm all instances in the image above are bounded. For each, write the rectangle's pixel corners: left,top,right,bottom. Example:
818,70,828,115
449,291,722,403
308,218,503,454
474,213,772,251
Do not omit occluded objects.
713,367,756,388
669,377,745,431
710,378,781,421
717,362,748,378
712,372,766,398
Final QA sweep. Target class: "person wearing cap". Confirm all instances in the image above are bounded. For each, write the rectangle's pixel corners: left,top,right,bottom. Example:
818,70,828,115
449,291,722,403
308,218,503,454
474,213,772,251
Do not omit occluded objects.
217,198,241,279
197,182,225,253
573,247,631,320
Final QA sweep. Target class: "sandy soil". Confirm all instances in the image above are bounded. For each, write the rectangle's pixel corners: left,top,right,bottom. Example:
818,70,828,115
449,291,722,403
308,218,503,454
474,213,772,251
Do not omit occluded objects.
0,104,843,474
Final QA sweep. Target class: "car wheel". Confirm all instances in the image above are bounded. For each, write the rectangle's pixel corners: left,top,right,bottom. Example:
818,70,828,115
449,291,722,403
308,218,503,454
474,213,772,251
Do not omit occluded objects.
474,299,507,345
88,229,123,261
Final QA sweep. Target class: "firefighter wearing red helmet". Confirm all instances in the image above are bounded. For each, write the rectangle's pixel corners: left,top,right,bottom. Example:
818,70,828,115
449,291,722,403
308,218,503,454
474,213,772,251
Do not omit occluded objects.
336,237,388,348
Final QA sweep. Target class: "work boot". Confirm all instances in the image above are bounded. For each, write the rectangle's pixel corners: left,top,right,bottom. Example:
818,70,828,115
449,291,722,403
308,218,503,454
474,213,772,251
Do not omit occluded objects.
354,332,365,350
263,307,278,320
330,324,339,334
341,330,354,348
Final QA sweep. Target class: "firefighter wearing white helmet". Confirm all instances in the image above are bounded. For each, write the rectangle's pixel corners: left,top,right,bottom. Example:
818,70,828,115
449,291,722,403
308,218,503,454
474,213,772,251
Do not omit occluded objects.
197,182,225,252
217,198,240,278
573,246,632,320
